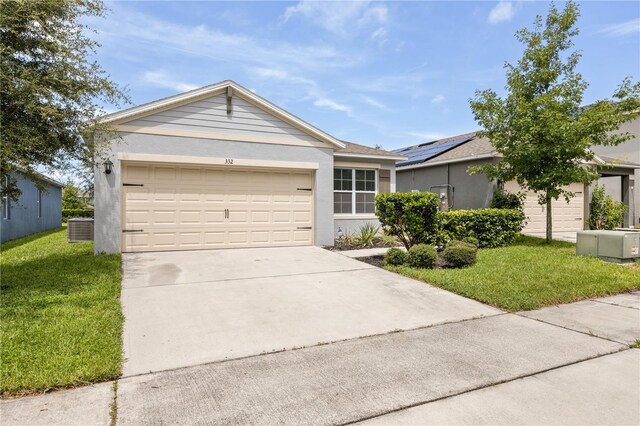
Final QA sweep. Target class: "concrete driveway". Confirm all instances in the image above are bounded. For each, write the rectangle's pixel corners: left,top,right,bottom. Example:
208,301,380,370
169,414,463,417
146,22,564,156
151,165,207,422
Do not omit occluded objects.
121,246,499,376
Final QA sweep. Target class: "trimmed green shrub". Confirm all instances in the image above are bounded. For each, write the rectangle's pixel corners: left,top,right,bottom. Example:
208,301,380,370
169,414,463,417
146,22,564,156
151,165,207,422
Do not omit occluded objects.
490,188,525,211
443,242,477,268
438,208,524,248
384,247,407,266
62,209,94,223
375,192,440,249
588,185,626,230
407,244,437,269
462,236,479,247
447,239,476,249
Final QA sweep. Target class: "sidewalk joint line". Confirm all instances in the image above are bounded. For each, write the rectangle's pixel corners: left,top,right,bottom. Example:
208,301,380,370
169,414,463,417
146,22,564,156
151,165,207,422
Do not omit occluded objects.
122,266,376,290
514,313,631,346
119,312,507,380
591,298,640,311
342,348,631,426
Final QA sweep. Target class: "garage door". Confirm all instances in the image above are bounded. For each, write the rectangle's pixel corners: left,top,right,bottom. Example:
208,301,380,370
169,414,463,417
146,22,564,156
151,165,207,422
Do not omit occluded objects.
504,181,584,235
121,163,314,252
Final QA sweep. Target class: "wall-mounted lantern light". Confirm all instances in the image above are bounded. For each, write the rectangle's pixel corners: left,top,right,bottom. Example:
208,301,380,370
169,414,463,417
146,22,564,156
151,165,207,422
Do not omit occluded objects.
104,159,113,175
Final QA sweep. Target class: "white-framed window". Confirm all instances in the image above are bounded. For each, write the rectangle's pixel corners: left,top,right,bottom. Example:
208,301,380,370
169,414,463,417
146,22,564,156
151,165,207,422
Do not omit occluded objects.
37,188,42,218
334,168,377,215
2,176,10,220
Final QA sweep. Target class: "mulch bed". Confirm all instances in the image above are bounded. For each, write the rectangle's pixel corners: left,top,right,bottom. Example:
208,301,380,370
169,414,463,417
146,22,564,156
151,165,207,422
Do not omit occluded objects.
355,252,448,269
355,255,385,268
324,240,402,252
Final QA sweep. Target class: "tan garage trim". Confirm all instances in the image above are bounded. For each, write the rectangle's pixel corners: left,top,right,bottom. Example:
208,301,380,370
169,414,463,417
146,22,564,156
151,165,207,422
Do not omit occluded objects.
117,152,319,170
121,162,314,252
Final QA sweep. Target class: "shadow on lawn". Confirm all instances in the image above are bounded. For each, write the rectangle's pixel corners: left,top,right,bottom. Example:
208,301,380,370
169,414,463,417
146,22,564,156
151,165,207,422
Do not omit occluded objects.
1,235,120,301
511,234,575,249
0,226,65,251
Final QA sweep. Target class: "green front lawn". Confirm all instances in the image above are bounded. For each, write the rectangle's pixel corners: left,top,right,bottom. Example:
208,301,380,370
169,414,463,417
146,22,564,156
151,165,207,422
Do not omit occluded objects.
1,227,123,397
390,235,640,312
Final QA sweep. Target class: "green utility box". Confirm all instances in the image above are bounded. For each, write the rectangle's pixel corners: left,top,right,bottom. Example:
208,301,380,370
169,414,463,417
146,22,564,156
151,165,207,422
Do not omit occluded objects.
577,230,640,264
576,231,600,257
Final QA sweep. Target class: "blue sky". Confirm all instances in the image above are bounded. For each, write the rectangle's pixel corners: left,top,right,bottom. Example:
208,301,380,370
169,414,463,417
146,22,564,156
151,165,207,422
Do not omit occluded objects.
90,1,640,151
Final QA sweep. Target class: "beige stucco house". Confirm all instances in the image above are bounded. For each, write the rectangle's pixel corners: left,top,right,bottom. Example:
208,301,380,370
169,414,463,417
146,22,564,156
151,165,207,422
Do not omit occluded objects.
93,80,404,253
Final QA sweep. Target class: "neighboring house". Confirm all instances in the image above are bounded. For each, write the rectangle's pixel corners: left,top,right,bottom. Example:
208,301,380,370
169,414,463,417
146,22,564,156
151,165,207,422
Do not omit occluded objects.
395,131,639,236
94,80,405,253
0,171,63,243
591,115,640,222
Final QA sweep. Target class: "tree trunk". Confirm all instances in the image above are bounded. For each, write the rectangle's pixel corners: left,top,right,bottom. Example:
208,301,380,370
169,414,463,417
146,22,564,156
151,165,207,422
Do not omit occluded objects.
546,196,552,244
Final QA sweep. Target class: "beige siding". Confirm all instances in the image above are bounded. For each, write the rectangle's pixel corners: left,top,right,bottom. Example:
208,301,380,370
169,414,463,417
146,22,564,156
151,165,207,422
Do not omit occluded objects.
122,94,319,143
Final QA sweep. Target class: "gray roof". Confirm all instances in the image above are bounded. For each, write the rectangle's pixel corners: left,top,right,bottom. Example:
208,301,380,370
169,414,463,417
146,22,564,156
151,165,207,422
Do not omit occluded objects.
597,155,640,168
423,135,495,165
395,132,497,168
337,140,405,158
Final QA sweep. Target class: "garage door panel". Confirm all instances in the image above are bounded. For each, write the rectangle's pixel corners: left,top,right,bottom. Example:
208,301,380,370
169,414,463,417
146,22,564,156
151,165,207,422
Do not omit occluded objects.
179,210,202,224
505,181,584,235
153,166,177,181
125,165,151,180
122,163,314,252
204,231,226,246
293,211,312,223
153,210,177,225
251,211,270,223
293,229,312,242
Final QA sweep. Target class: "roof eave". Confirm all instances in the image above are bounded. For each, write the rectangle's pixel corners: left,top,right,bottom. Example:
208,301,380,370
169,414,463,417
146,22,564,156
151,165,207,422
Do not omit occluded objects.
335,152,408,161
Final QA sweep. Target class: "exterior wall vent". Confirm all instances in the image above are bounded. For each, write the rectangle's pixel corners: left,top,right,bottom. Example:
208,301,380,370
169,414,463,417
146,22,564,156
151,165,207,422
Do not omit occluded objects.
68,218,94,242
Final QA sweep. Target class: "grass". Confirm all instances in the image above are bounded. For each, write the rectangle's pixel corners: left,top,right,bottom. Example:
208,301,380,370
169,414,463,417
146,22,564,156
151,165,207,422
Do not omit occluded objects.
1,227,123,397
631,340,640,349
389,235,640,312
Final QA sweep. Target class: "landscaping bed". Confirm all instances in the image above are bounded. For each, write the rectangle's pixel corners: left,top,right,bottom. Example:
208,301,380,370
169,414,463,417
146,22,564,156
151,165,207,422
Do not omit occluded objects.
0,227,123,397
327,239,401,251
386,235,640,312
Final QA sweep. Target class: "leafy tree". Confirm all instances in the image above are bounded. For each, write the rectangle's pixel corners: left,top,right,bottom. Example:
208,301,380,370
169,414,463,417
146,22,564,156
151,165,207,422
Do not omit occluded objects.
62,182,88,210
469,1,640,243
0,0,128,201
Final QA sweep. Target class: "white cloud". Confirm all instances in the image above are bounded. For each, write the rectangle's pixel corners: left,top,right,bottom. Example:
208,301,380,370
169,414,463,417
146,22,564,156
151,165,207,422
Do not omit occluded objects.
431,94,446,104
282,1,388,37
600,18,640,37
370,26,388,46
248,67,352,116
360,95,386,110
314,97,352,115
251,67,290,80
89,3,350,75
407,131,445,141
142,71,199,92
488,1,515,25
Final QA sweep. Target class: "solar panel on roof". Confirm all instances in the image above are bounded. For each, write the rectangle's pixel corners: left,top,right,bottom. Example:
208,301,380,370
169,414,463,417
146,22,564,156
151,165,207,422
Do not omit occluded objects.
396,137,473,167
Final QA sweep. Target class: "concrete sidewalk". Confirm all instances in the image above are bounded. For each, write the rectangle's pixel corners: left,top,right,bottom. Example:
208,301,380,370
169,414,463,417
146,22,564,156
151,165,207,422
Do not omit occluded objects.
115,314,623,425
363,349,640,425
0,382,113,426
520,291,640,344
3,292,638,425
